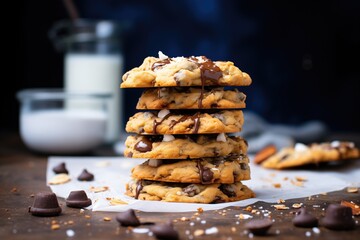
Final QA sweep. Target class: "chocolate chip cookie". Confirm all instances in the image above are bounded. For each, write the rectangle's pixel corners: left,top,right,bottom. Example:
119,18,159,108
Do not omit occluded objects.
126,180,255,203
261,141,360,169
124,134,248,159
126,110,244,135
136,87,246,110
131,155,250,184
121,56,252,88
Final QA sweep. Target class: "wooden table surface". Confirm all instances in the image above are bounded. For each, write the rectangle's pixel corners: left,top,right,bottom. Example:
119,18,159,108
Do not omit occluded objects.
0,133,359,240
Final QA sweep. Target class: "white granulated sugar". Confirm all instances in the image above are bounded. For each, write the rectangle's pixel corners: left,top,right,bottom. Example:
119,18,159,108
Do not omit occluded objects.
66,229,75,237
190,222,195,226
312,227,320,234
248,233,254,238
205,227,218,235
305,231,311,237
132,228,149,234
201,220,206,224
185,230,190,235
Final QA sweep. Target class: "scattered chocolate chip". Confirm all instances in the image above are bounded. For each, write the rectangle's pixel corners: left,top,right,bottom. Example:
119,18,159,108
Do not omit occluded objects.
52,162,68,174
66,190,92,208
116,209,141,227
151,222,179,240
29,192,62,217
292,208,318,228
320,204,355,230
244,218,273,236
77,169,94,181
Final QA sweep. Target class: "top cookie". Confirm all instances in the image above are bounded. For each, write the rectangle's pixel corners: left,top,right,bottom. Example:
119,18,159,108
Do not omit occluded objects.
121,53,252,88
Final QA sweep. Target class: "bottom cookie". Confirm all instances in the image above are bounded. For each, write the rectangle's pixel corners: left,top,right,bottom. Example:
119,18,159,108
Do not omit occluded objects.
125,180,255,204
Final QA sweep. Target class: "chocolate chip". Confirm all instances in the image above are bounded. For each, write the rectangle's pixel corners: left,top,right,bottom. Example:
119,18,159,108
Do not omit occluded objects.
219,185,236,197
292,208,318,228
116,209,141,227
134,138,153,152
29,192,62,217
66,190,92,208
320,204,355,230
151,222,179,240
240,163,248,170
244,218,273,236
183,184,200,197
211,196,225,203
201,168,214,183
77,169,94,181
52,162,68,174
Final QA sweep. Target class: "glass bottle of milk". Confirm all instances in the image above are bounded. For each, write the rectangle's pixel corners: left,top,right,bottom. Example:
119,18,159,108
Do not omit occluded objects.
50,20,124,142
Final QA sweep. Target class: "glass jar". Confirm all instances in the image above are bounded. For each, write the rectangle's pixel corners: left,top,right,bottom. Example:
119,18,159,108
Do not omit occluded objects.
49,19,124,143
16,89,111,154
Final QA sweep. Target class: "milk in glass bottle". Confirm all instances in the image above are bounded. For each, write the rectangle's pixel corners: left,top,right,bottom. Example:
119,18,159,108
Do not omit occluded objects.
50,20,123,142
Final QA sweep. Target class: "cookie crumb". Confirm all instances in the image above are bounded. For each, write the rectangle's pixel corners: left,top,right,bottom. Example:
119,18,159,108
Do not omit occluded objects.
51,224,60,230
273,183,281,188
197,208,204,213
109,198,128,205
272,204,289,210
11,187,18,193
89,186,109,193
103,217,111,221
346,187,358,193
48,174,71,185
194,229,204,236
292,203,303,209
341,200,360,215
291,179,304,187
85,215,91,219
180,217,190,221
295,176,307,182
277,199,285,204
231,227,236,232
244,206,252,212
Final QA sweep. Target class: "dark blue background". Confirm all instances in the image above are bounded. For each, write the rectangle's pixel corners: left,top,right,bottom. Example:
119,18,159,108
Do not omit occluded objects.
10,0,360,134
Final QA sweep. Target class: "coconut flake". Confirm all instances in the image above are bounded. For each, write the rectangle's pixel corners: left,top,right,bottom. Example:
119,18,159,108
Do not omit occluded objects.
158,109,170,119
294,143,309,152
162,134,175,142
216,133,226,142
158,51,168,60
148,159,163,167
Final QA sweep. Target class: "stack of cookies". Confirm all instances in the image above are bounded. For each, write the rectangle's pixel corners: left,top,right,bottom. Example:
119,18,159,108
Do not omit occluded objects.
120,52,255,203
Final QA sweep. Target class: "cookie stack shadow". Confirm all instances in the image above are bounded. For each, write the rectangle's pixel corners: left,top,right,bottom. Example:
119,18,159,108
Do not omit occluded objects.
121,53,255,203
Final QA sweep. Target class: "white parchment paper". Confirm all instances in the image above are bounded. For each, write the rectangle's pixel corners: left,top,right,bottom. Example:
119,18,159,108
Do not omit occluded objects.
47,156,360,212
